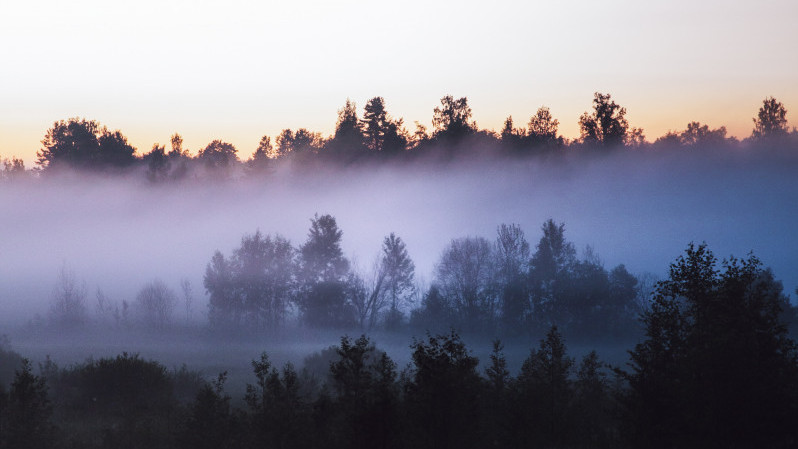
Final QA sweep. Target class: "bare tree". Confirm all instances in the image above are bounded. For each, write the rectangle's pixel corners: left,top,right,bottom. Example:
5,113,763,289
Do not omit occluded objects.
135,279,177,329
95,288,121,327
348,256,387,331
435,237,497,331
49,264,88,328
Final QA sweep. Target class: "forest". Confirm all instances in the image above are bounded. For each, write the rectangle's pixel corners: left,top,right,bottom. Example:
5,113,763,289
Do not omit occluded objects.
1,93,797,448
2,242,798,448
1,93,796,181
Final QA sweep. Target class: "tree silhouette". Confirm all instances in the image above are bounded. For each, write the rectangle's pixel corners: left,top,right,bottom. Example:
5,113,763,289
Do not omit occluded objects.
432,95,476,143
37,118,137,171
494,224,530,332
179,372,237,449
623,243,798,448
361,97,408,155
405,331,482,449
197,140,238,178
435,236,497,332
578,92,629,148
297,214,353,327
246,354,309,449
3,359,53,449
528,220,576,330
512,326,574,448
380,233,415,328
247,135,274,173
752,96,788,139
326,99,366,160
135,279,178,329
328,335,399,449
144,144,171,183
527,106,563,148
204,231,294,331
49,264,88,328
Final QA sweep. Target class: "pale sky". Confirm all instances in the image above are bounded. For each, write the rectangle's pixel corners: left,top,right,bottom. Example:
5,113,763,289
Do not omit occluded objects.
1,0,796,165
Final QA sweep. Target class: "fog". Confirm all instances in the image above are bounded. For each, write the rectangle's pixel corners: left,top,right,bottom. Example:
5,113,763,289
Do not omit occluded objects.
2,148,797,326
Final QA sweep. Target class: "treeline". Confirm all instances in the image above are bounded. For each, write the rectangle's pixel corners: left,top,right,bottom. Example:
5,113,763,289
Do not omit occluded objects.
1,94,796,182
2,245,798,448
43,216,662,341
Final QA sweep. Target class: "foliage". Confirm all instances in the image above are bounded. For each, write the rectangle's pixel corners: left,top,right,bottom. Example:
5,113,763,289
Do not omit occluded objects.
432,95,476,142
623,243,798,448
405,330,482,449
434,236,497,332
578,92,630,148
752,96,789,139
37,118,137,171
205,231,294,331
297,214,353,327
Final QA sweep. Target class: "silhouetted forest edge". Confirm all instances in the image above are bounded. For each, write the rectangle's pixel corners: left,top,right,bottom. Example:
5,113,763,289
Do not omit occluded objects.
1,94,796,182
2,243,798,448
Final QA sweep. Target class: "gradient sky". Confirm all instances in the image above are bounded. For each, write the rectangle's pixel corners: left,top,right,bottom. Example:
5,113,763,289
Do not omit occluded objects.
1,0,796,165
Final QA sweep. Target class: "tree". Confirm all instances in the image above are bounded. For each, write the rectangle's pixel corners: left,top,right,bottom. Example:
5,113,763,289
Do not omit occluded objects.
578,92,629,148
361,97,408,155
432,95,476,142
328,335,399,449
49,264,88,328
297,214,353,327
204,231,294,331
405,331,482,449
135,279,177,329
326,99,365,159
622,243,798,449
2,157,27,182
346,269,381,331
494,224,530,332
247,135,274,173
205,251,239,328
167,132,190,179
752,96,788,139
37,118,137,171
144,144,171,183
512,326,574,448
179,372,236,449
483,340,512,448
277,128,324,158
197,140,238,177
380,233,415,328
409,285,453,332
435,237,496,332
246,353,308,449
527,106,563,148
573,351,615,447
679,121,728,146
3,359,53,449
500,116,526,151
528,220,576,330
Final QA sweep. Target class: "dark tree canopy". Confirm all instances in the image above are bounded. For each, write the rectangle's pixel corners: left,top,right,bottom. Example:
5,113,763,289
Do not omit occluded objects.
361,97,408,154
205,231,294,331
197,140,238,176
37,118,137,171
578,92,630,148
432,95,476,142
623,243,798,449
326,99,365,158
297,214,353,327
752,96,789,139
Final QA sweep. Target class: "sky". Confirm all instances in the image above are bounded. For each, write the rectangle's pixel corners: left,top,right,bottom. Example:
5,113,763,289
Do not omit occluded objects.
1,0,797,165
